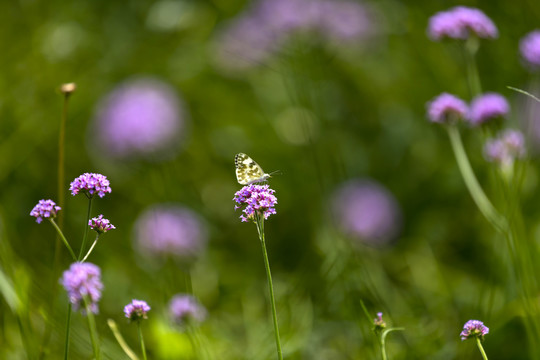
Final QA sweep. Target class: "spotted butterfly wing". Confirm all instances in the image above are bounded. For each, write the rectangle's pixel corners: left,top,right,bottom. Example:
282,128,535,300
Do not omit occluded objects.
235,153,271,185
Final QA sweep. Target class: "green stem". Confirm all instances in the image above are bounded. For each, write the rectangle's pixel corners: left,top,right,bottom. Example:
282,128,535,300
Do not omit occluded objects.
476,337,489,360
63,304,72,360
107,319,139,360
78,197,93,260
446,126,506,232
85,298,101,360
49,219,77,261
255,212,283,360
81,234,100,263
464,37,482,97
380,328,405,360
138,322,148,360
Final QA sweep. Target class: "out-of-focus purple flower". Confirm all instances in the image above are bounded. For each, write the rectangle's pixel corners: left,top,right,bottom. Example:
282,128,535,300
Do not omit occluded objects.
215,0,374,70
93,78,185,159
469,93,509,126
134,205,207,260
169,294,207,326
70,173,112,198
61,262,103,314
89,214,116,234
30,199,61,224
233,184,277,222
484,129,526,166
331,179,401,245
520,30,540,69
373,312,386,331
460,320,489,341
427,93,469,123
428,6,498,41
124,299,151,322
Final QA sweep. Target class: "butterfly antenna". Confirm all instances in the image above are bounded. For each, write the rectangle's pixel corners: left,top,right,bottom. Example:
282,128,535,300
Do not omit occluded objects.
269,170,282,176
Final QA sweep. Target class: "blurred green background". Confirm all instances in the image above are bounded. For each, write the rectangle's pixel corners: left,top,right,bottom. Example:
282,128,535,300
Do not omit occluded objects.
1,0,540,359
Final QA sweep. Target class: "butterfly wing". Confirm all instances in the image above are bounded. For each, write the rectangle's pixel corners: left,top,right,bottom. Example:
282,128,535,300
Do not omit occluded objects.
235,153,265,185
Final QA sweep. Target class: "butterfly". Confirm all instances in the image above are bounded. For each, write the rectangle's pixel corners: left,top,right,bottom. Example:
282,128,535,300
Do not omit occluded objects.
235,153,274,185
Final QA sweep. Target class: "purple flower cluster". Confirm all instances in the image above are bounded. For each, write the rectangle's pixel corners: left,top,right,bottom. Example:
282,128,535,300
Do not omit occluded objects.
331,179,401,245
93,77,185,159
520,30,540,69
428,6,498,41
469,93,510,126
216,0,374,70
30,199,61,224
61,262,103,314
427,92,509,126
460,320,489,341
233,184,278,222
89,214,116,234
427,93,468,123
124,299,151,322
134,205,207,259
70,173,112,198
373,312,386,330
484,129,526,166
169,294,207,326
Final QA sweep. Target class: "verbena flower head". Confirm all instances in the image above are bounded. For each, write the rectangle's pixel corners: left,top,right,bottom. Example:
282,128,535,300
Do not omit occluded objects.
469,93,510,126
215,0,374,71
331,179,401,245
169,294,207,326
89,214,116,234
520,30,540,69
93,77,185,159
373,312,386,331
484,129,526,166
124,299,151,322
70,173,112,198
428,6,498,41
460,320,489,341
427,93,469,124
134,205,207,260
233,184,277,222
61,262,103,314
30,199,61,224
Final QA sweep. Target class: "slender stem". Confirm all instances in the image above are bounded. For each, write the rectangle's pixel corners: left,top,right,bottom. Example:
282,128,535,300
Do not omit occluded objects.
380,337,387,360
58,92,70,230
446,126,506,232
476,337,489,360
137,322,148,360
464,37,482,97
49,219,77,261
63,304,72,360
81,234,100,263
78,197,93,260
85,298,101,360
255,212,283,360
107,319,140,360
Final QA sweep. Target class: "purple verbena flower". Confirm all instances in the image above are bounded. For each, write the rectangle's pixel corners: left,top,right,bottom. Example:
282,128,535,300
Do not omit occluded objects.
60,262,103,314
30,199,61,224
331,179,401,245
70,173,112,198
460,320,489,341
124,299,151,322
233,184,277,222
373,312,386,331
484,129,526,166
215,0,375,71
89,214,116,234
427,93,469,123
93,77,185,159
520,30,540,69
134,205,207,260
469,93,510,126
428,6,498,41
169,294,207,326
